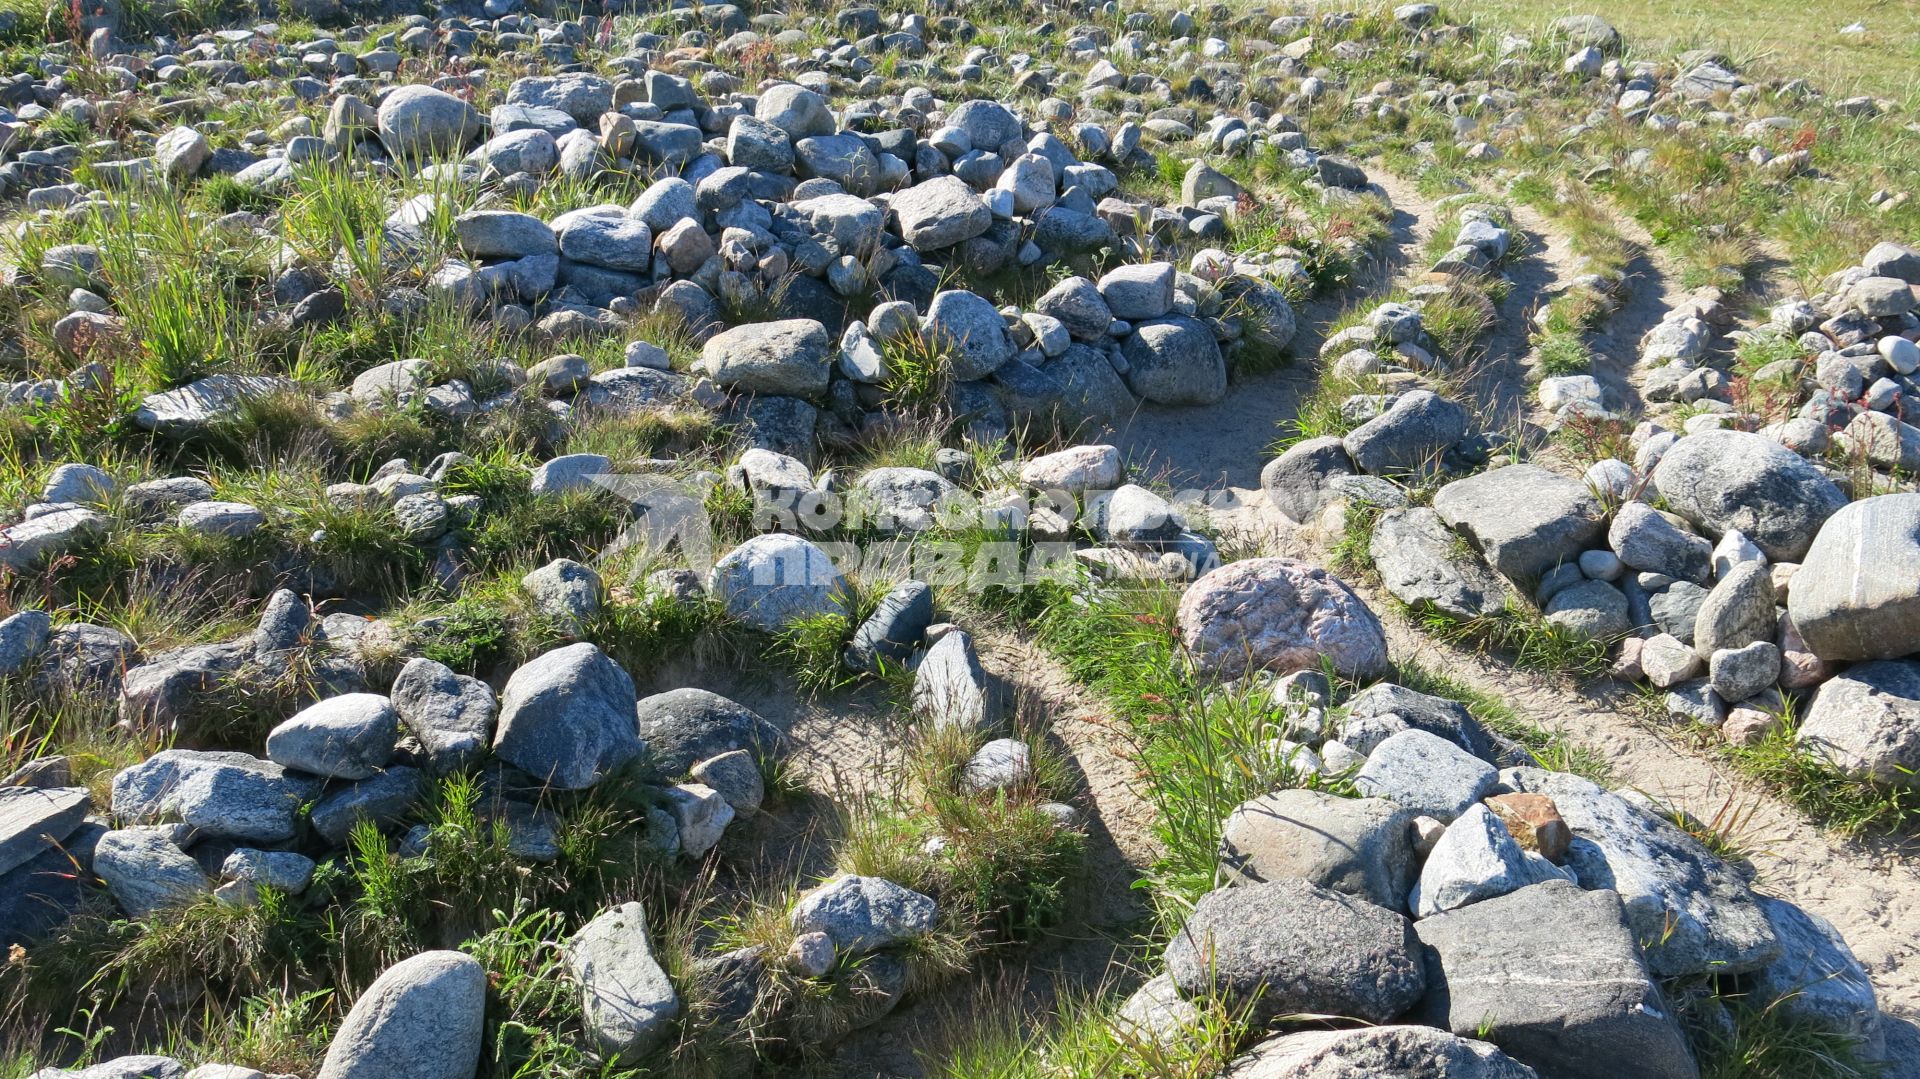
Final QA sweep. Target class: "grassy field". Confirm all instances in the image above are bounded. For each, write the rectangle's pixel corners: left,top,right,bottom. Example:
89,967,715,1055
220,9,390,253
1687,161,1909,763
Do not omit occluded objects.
1462,0,1920,104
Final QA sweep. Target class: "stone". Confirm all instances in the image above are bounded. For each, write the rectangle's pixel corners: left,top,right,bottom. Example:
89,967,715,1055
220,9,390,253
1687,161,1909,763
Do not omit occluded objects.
1543,579,1632,642
309,768,425,846
858,467,960,533
1651,430,1846,562
1177,558,1389,679
1409,803,1568,918
317,951,485,1079
1608,502,1710,581
666,782,735,858
1709,641,1780,702
559,215,652,272
1217,788,1414,911
1260,437,1356,524
925,289,1016,380
1433,465,1605,583
94,826,205,917
1033,276,1114,340
134,374,291,432
178,501,266,538
1499,768,1780,976
1640,633,1703,687
0,609,50,677
1342,390,1469,475
948,99,1025,153
790,874,936,953
963,738,1031,791
567,902,681,1060
521,558,603,636
690,750,764,814
506,73,614,125
43,462,115,505
266,693,396,780
708,533,849,631
0,784,88,878
492,644,642,790
1483,792,1571,861
1692,561,1777,659
220,848,316,895
1165,878,1424,1027
389,658,496,773
1222,1026,1539,1079
635,688,779,777
755,84,834,139
1751,895,1882,1057
1371,506,1514,620
1097,262,1176,321
1121,316,1227,406
0,508,107,571
844,580,934,672
1796,659,1920,786
1789,493,1920,661
1088,483,1181,544
890,175,991,250
1355,729,1497,823
376,84,483,159
153,125,211,180
1114,973,1203,1047
1412,879,1697,1079
911,629,1001,732
1341,683,1496,761
1021,444,1122,492
726,113,794,172
112,750,319,843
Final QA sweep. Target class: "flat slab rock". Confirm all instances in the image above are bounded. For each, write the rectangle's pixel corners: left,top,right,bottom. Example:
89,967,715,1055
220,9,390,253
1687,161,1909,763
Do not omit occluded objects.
1166,877,1424,1027
0,784,89,878
1498,767,1779,977
1371,506,1515,620
1432,464,1604,583
1412,879,1697,1079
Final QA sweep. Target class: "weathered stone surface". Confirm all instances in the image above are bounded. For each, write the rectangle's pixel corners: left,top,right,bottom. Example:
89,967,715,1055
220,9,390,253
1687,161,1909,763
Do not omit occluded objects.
925,289,1016,380
1433,465,1605,583
1498,768,1779,976
1608,502,1710,581
1217,788,1414,911
708,533,849,631
843,579,934,672
389,658,496,773
1408,803,1568,918
634,688,779,776
1789,493,1920,661
699,319,831,397
1651,430,1845,562
0,785,88,878
1340,683,1495,761
1342,390,1468,475
265,693,396,780
94,826,206,917
1691,561,1776,659
1372,506,1515,620
568,902,681,1060
890,175,991,250
1796,659,1920,787
317,951,485,1079
1260,436,1355,524
376,84,483,159
1751,895,1882,1057
492,644,641,790
911,629,1001,731
1166,878,1424,1026
790,875,936,953
112,750,320,844
1354,729,1497,823
1412,879,1698,1079
1122,316,1227,405
1222,1026,1539,1079
1177,558,1389,679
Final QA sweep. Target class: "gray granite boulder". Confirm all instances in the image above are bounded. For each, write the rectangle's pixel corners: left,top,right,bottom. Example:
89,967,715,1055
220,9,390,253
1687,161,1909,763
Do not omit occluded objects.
1433,465,1605,583
316,950,485,1079
1651,430,1845,562
1217,788,1414,911
492,644,641,789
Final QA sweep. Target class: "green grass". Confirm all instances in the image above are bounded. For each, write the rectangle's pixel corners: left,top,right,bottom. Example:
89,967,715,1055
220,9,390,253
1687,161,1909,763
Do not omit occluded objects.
923,980,1245,1079
1682,983,1888,1079
1720,721,1919,838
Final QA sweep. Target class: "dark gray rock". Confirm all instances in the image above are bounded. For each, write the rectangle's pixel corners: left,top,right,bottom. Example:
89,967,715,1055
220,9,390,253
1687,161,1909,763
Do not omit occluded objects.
1608,502,1710,581
1341,682,1495,761
790,874,936,953
1355,729,1497,822
95,826,206,917
1222,1026,1538,1078
310,767,425,846
925,289,1015,380
1341,390,1468,476
1789,493,1920,661
843,580,933,672
1412,879,1697,1079
0,784,88,878
1166,878,1425,1026
635,688,780,777
1260,436,1356,524
1372,506,1515,620
389,658,496,773
1751,895,1882,1057
492,644,641,790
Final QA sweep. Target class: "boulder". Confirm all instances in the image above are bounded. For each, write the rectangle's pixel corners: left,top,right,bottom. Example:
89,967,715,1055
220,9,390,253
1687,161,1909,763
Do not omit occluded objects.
844,579,934,672
925,289,1015,380
911,629,1001,731
1412,879,1698,1079
1260,437,1356,524
1788,493,1920,661
889,176,991,250
492,644,642,790
1342,390,1468,475
1498,768,1779,976
317,951,485,1079
1651,430,1845,562
112,750,320,843
376,85,482,159
1796,659,1920,787
94,826,206,917
1354,729,1497,822
790,875,936,953
1177,558,1389,679
1408,803,1568,918
1122,316,1227,406
265,693,396,780
1608,502,1710,581
1165,878,1424,1026
389,658,496,773
699,319,832,397
634,688,780,776
1433,465,1605,583
1751,895,1882,1057
1691,561,1776,659
1340,682,1495,761
708,533,849,631
1217,788,1414,911
0,785,89,878
568,902,681,1060
1371,507,1515,620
